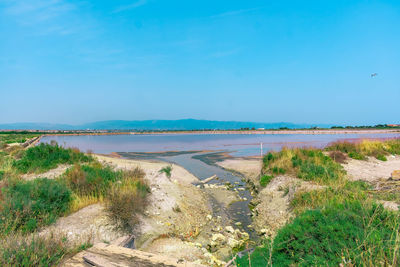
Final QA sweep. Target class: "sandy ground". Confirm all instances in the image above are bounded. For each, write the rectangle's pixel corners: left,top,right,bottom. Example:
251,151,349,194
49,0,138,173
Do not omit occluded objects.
39,203,123,246
22,164,71,180
217,158,261,184
343,155,400,182
251,176,324,237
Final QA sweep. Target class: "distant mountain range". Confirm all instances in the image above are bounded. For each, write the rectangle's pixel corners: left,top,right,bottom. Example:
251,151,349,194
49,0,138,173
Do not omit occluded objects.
0,119,330,131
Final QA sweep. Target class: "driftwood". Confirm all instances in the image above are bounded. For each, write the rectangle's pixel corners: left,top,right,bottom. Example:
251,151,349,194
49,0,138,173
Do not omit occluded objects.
201,175,218,184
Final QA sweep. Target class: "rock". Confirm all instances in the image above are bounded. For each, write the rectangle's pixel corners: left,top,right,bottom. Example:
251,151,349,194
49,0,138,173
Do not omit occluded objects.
234,222,242,226
391,170,400,180
225,226,234,233
211,233,226,244
227,237,241,248
206,215,212,221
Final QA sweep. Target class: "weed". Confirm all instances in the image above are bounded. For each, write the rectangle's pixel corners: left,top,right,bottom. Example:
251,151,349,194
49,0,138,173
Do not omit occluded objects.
260,175,273,187
0,178,72,234
262,148,345,185
13,143,91,174
63,164,122,197
105,168,148,231
159,165,172,178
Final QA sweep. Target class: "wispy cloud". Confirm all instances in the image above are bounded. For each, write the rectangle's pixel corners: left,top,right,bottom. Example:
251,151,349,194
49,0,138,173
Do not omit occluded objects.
113,0,147,13
2,0,80,35
211,7,262,19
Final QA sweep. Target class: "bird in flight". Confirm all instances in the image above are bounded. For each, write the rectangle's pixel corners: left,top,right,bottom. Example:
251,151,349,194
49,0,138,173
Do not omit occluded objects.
371,73,378,78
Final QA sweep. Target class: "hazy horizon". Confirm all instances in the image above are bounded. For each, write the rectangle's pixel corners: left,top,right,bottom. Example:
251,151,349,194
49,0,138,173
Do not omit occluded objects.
1,0,400,125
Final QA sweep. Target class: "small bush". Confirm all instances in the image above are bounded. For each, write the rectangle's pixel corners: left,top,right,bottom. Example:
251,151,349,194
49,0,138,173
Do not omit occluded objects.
159,165,172,178
13,143,91,174
376,154,387,161
236,201,400,266
0,178,72,234
0,234,91,267
63,164,123,197
348,151,366,160
262,148,345,185
105,167,148,231
0,171,4,181
260,175,273,187
328,151,347,163
326,139,400,161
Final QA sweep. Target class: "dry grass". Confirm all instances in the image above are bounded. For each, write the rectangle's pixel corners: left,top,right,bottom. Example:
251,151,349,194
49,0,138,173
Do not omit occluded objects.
326,138,400,161
105,168,149,231
69,193,104,214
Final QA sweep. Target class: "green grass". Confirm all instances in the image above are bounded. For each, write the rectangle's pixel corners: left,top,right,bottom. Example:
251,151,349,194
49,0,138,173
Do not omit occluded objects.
63,163,123,197
261,148,345,186
260,175,273,187
159,165,172,178
0,234,91,267
0,178,72,234
0,133,39,146
13,143,91,174
235,201,400,267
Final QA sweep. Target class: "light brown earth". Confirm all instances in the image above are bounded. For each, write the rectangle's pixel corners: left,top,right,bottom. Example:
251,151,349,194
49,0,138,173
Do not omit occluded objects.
216,158,261,184
22,164,71,180
343,155,400,182
251,176,324,237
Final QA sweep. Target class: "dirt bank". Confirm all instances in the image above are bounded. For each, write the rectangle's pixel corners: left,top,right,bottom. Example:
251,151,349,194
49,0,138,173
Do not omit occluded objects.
343,155,400,182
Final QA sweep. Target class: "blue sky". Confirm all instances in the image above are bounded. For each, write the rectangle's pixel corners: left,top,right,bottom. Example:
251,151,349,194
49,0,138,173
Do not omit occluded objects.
1,0,399,125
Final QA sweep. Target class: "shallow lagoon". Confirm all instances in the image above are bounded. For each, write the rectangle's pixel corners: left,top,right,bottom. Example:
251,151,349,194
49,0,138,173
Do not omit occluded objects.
40,132,400,156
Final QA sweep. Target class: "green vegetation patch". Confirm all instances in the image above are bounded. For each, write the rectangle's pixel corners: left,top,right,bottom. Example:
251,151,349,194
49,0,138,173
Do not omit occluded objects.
13,143,91,174
0,234,91,267
235,201,400,266
261,148,345,186
159,165,172,178
0,178,72,234
64,163,123,197
326,139,400,161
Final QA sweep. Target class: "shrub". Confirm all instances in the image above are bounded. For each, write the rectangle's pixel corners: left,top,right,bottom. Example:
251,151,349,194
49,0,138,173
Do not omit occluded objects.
328,151,347,163
348,151,366,160
376,154,387,161
260,175,273,187
159,165,172,178
235,201,400,266
272,201,400,266
63,164,123,197
13,143,91,174
105,167,149,231
262,148,345,185
0,234,91,267
326,139,400,161
0,178,72,234
0,171,4,181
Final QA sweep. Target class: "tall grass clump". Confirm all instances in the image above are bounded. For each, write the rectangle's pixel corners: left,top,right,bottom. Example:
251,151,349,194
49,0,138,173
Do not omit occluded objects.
235,201,400,266
326,139,400,161
0,234,91,267
13,143,91,174
106,167,149,231
63,163,122,197
261,148,345,186
0,178,72,234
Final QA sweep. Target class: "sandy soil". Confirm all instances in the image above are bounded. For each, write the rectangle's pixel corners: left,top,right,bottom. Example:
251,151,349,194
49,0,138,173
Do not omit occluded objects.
343,155,400,182
22,164,71,180
39,204,123,246
252,176,324,237
217,158,261,184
